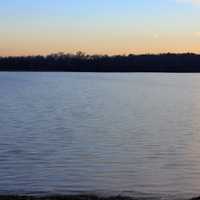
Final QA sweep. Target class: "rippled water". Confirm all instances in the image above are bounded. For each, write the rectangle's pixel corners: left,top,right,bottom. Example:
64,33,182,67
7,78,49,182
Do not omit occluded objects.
1,72,200,199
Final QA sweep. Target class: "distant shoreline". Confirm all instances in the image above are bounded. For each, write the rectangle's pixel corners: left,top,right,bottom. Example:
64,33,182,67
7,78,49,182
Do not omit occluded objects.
1,53,200,72
1,70,200,73
2,70,200,73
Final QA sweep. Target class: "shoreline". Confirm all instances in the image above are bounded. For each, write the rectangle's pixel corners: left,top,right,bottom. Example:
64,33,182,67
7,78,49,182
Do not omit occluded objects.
1,70,200,73
0,195,199,200
0,195,136,200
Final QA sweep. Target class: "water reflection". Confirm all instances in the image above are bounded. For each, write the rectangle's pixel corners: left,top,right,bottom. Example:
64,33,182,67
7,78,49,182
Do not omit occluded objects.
0,73,200,199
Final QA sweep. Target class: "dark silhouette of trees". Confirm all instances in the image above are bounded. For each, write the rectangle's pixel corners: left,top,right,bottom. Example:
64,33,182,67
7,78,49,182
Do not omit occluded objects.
0,52,200,72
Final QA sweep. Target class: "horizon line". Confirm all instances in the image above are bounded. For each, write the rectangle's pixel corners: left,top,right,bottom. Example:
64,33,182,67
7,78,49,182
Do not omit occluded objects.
1,51,200,58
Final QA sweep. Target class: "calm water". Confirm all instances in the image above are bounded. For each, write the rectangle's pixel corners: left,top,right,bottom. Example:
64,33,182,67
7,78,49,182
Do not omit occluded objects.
1,72,200,199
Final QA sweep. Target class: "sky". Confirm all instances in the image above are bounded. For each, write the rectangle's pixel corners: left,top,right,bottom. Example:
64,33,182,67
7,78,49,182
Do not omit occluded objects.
0,0,200,56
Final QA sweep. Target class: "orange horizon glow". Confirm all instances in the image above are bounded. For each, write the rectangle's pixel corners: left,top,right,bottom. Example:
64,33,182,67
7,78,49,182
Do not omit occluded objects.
1,0,200,57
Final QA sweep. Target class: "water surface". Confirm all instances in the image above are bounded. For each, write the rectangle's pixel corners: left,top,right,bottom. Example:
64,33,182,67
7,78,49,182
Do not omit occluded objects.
1,72,200,199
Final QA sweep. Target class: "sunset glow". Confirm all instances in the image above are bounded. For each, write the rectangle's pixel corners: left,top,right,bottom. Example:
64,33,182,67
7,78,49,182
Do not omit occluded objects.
1,0,200,56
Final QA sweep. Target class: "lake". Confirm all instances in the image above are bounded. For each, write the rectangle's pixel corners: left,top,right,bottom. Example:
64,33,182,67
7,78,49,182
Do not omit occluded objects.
1,72,200,199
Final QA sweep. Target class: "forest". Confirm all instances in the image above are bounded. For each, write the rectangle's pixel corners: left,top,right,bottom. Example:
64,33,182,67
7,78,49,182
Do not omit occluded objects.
0,52,200,72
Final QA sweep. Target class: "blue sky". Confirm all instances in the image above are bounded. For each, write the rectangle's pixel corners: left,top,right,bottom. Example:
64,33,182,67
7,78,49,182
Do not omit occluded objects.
0,0,200,55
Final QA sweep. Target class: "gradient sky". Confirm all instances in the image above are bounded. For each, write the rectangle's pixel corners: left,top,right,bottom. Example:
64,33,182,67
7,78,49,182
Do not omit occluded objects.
0,0,200,56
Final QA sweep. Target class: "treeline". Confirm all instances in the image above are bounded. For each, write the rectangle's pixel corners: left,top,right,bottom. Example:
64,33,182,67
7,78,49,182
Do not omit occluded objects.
0,52,200,72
